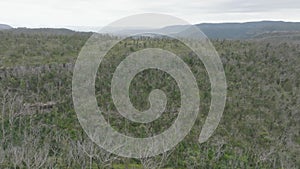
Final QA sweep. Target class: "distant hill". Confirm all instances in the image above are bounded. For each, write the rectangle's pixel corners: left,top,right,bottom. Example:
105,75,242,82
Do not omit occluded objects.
1,27,87,36
2,21,300,40
0,24,12,30
96,21,300,40
196,21,300,39
159,21,300,39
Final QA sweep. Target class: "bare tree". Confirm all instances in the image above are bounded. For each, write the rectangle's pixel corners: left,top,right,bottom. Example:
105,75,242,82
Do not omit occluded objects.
78,139,98,169
74,138,118,169
0,146,5,167
69,139,88,169
1,89,8,141
21,129,50,169
139,148,174,169
9,145,25,169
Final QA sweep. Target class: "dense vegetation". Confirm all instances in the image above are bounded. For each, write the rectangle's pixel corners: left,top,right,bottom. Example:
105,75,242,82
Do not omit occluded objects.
0,29,92,67
0,29,299,168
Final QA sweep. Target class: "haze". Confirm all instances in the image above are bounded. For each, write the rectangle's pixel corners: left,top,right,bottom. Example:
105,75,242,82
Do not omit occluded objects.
1,0,300,30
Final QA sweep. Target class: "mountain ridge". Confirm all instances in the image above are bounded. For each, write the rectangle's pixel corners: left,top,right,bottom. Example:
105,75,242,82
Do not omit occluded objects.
2,21,300,39
195,21,300,39
0,24,12,30
94,20,300,39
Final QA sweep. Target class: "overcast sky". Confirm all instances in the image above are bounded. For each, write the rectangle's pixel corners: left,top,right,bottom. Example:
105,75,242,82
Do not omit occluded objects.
1,0,300,29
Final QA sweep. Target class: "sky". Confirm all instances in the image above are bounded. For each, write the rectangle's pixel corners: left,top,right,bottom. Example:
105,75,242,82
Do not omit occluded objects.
1,0,300,30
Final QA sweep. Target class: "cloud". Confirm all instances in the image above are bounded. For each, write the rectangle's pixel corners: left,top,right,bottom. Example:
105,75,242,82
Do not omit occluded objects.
0,0,299,28
216,0,300,13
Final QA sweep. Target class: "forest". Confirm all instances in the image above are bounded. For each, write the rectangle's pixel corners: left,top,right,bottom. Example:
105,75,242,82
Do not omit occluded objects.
0,28,299,168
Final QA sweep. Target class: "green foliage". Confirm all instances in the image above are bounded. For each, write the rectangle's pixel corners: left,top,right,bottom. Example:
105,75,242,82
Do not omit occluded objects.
0,29,92,67
0,31,299,168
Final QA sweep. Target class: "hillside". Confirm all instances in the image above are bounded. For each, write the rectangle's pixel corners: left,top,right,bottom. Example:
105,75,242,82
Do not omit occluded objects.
0,28,92,67
0,29,299,168
5,21,299,40
97,21,300,40
155,21,300,40
0,24,12,30
197,21,300,39
251,31,300,44
1,27,88,35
